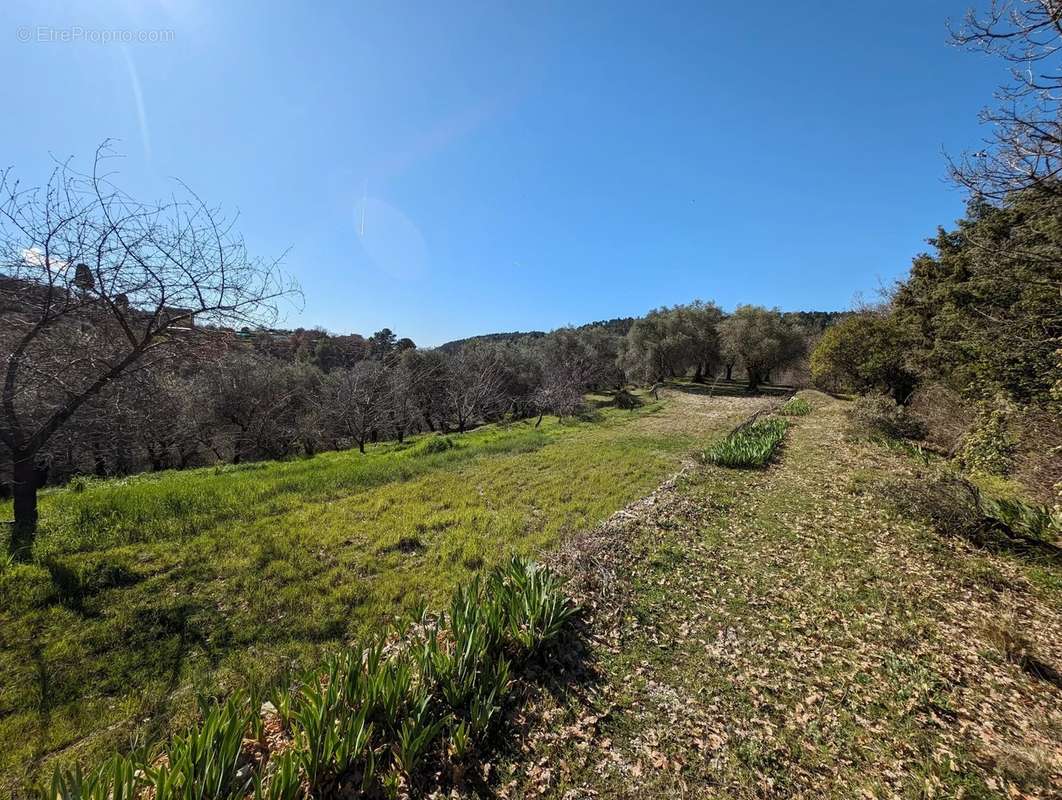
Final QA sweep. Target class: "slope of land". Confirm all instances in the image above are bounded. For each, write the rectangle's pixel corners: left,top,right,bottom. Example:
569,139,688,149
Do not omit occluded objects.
0,388,768,794
500,392,1060,799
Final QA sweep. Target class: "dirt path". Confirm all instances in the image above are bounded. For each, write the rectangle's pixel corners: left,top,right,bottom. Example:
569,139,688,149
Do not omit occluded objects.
496,392,1061,799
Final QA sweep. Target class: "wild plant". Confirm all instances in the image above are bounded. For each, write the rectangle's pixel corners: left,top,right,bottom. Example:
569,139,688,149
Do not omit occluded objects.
148,698,252,800
391,693,446,777
779,396,811,416
46,755,141,800
489,556,577,654
252,751,301,800
703,418,789,468
980,495,1060,539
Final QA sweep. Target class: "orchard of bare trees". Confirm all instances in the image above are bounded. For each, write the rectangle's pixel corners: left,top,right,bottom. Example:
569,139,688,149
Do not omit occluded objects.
0,148,831,557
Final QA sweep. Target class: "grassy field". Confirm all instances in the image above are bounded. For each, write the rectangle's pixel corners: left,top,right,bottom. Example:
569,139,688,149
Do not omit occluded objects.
0,388,765,795
502,392,1061,798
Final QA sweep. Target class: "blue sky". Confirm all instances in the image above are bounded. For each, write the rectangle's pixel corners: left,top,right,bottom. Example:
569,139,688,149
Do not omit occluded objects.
2,1,1003,345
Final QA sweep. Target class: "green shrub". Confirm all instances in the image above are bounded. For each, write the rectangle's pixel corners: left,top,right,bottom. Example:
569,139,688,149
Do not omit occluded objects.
413,435,457,456
43,556,576,800
779,396,811,416
848,395,927,440
956,399,1015,477
704,417,789,468
980,495,1061,540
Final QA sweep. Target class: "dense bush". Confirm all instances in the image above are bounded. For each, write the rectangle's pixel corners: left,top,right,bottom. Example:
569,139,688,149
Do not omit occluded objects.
810,313,917,403
43,556,577,800
905,383,974,456
956,398,1016,478
892,191,1062,407
703,417,789,468
847,395,927,441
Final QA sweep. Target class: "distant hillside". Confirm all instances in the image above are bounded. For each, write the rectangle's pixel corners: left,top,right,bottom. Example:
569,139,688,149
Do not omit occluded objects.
436,317,636,353
436,330,547,354
434,313,851,353
783,310,852,333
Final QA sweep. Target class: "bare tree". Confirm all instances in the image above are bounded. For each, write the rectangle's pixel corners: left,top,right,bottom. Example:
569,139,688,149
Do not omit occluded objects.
443,345,507,433
949,1,1062,199
202,352,315,462
0,144,295,557
318,360,392,453
398,348,450,432
531,380,584,426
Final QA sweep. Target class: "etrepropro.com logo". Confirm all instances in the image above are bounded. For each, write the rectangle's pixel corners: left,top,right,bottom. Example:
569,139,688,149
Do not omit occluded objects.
17,26,175,44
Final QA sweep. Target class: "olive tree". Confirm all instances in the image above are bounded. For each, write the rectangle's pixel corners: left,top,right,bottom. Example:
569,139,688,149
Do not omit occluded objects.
619,308,696,384
718,305,805,392
678,300,724,381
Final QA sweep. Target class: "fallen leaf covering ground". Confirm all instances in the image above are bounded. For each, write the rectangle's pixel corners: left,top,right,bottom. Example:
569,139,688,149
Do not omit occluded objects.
487,391,1060,799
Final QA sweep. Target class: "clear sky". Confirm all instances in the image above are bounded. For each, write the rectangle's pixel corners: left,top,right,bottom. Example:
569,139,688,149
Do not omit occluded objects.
2,1,1004,345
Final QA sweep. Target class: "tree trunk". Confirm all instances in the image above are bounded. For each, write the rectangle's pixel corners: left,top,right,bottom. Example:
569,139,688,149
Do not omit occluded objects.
358,439,365,454
10,455,38,559
92,441,107,476
747,369,762,393
535,413,544,428
693,363,704,382
231,425,248,464
725,364,733,381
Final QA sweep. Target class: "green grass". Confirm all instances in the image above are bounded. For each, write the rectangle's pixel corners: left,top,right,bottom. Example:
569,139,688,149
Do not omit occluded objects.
703,417,790,468
778,396,812,416
10,425,551,558
0,389,752,795
43,556,576,800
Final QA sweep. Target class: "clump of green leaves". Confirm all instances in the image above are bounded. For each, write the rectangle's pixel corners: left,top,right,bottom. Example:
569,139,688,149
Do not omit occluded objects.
956,398,1016,477
703,418,789,468
779,397,811,417
46,754,141,800
980,495,1061,540
42,556,576,800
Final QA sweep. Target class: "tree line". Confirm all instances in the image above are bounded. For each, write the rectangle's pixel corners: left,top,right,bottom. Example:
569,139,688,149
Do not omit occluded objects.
29,301,825,486
808,2,1061,505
